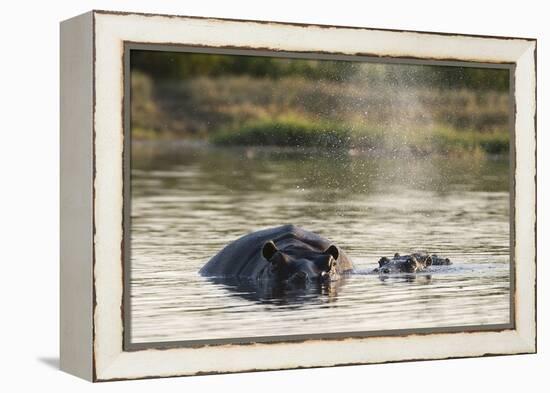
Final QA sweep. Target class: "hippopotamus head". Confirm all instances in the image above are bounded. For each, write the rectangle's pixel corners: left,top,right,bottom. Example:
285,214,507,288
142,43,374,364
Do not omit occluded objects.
376,253,433,274
262,240,340,285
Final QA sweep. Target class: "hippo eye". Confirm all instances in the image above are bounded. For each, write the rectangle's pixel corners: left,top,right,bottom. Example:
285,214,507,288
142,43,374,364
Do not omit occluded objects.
262,240,279,261
378,257,389,267
324,245,339,260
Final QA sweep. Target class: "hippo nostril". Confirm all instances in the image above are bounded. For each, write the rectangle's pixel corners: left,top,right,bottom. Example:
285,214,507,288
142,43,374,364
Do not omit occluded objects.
292,271,308,282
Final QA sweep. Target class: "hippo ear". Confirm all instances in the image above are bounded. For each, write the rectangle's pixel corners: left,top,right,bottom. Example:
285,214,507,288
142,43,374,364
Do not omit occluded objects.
324,245,339,260
378,257,389,267
262,240,279,261
425,255,433,266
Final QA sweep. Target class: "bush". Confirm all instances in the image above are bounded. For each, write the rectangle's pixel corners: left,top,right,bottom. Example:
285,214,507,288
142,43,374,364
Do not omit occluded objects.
211,117,509,156
212,117,352,149
431,128,509,154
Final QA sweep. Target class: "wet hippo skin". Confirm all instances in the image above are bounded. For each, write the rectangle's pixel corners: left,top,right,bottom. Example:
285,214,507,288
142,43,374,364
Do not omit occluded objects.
199,224,354,285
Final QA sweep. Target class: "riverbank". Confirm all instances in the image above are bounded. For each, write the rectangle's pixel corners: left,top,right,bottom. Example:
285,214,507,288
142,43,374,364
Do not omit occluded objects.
134,120,509,156
131,71,510,156
210,117,508,155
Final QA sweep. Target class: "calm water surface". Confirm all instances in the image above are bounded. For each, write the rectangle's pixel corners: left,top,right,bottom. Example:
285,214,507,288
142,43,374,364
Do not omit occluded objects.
130,142,510,344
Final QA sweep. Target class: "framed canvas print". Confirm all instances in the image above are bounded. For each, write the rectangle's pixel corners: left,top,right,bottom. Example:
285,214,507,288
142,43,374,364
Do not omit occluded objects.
60,10,537,381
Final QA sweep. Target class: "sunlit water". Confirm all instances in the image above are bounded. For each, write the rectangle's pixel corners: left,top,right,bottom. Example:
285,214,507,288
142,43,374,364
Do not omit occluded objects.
130,141,510,344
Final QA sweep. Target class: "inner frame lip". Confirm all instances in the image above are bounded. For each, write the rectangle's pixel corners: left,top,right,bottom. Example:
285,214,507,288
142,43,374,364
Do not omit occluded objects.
121,41,516,352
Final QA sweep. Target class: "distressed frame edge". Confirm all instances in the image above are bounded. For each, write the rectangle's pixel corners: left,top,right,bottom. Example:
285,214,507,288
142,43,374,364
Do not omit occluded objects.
512,40,537,354
92,8,538,42
90,11,537,381
59,11,95,381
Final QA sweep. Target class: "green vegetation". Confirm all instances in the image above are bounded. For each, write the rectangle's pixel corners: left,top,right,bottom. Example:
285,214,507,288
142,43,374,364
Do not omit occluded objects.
211,116,508,155
131,51,510,91
130,51,511,157
430,127,509,155
131,51,359,83
212,117,352,148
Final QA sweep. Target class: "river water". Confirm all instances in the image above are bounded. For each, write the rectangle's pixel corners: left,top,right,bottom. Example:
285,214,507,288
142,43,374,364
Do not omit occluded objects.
129,142,511,344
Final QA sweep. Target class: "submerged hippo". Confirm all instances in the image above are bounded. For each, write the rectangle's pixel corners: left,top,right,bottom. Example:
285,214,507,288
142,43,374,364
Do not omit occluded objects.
199,225,354,286
374,253,451,274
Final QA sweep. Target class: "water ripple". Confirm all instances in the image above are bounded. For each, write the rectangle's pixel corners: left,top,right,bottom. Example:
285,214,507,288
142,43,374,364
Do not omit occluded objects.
129,144,510,343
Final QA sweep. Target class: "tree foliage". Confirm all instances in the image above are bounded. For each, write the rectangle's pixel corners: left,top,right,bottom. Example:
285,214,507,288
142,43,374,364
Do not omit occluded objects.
132,50,509,91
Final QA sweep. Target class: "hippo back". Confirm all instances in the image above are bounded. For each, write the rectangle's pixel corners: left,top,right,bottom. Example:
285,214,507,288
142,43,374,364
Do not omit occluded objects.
199,225,354,278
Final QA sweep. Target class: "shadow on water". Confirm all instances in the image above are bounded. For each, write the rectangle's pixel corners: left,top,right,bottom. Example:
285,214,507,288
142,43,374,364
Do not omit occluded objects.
205,272,432,307
205,276,349,307
376,273,433,284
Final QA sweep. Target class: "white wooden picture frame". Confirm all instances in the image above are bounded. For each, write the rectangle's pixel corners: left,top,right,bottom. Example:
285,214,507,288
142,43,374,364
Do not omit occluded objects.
60,10,536,381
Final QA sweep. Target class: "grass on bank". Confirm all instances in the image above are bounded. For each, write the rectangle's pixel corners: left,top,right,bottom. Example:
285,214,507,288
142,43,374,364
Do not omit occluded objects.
209,117,509,155
211,117,352,149
131,72,511,140
430,127,509,155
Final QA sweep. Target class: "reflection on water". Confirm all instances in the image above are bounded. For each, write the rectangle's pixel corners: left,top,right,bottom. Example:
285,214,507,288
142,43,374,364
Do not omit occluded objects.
130,141,510,344
204,276,347,306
